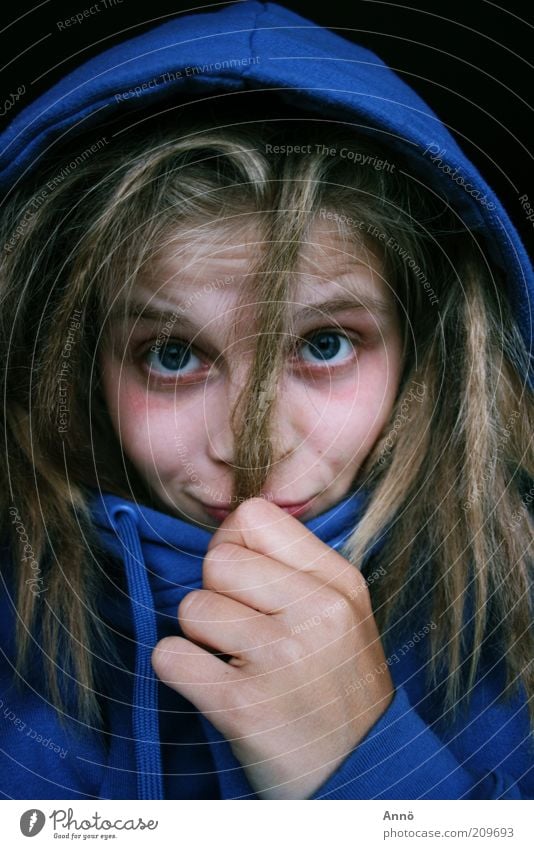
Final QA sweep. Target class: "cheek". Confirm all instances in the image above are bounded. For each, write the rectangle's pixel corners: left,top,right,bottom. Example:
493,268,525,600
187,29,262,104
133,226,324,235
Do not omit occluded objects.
101,363,218,481
100,366,176,468
301,345,402,459
101,363,147,438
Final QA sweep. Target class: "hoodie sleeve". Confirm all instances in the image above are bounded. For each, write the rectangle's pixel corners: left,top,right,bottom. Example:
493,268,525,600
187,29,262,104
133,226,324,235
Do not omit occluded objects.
310,685,532,800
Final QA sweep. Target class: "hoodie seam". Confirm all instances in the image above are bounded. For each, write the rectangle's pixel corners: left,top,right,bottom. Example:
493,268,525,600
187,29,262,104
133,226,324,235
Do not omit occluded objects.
247,1,267,67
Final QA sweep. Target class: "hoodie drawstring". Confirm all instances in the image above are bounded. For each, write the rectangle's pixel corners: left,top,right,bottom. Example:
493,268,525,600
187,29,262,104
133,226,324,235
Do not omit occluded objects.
110,505,164,800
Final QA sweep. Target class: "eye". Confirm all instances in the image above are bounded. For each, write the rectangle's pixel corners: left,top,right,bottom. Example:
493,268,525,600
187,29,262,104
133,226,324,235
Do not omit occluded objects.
299,330,356,366
145,339,202,376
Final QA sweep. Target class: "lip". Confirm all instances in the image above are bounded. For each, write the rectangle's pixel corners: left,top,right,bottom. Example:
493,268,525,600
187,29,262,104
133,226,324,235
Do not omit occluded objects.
202,505,233,521
273,499,315,518
202,498,316,521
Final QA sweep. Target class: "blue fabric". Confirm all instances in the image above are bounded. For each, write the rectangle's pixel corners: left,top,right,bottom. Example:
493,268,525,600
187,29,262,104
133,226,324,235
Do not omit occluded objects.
109,507,164,800
1,1,533,800
1,485,533,799
90,486,373,801
1,487,375,799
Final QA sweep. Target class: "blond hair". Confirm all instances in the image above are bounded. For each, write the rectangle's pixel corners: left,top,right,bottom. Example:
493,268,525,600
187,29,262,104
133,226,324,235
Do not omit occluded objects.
1,113,533,730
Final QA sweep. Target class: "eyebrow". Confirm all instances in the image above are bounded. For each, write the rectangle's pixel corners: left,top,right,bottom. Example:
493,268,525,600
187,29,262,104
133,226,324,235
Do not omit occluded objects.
289,296,396,322
112,293,395,329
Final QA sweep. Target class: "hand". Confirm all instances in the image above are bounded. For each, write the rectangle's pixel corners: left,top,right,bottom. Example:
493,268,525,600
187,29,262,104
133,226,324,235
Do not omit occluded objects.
151,497,394,799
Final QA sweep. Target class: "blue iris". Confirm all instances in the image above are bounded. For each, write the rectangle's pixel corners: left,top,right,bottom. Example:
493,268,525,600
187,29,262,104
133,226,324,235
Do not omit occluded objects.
305,331,345,361
159,341,191,370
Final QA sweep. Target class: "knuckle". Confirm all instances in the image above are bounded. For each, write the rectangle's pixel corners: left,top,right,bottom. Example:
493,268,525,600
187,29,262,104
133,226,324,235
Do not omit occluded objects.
177,589,207,621
233,496,277,526
151,638,179,681
279,635,308,665
346,577,371,609
237,496,269,513
316,586,341,609
202,553,217,587
203,543,258,588
336,602,358,634
221,685,261,727
203,543,238,581
322,595,350,624
231,497,289,549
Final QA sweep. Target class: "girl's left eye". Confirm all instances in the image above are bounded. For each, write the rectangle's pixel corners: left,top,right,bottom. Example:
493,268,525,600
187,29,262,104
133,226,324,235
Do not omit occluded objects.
298,330,356,366
145,340,202,376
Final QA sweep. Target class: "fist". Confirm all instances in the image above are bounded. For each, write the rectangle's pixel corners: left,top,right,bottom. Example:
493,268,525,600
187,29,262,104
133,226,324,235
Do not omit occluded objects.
151,497,394,799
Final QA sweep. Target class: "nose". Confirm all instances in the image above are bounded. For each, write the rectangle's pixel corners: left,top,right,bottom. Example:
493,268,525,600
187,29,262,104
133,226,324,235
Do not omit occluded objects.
205,371,247,467
206,372,303,469
206,411,236,466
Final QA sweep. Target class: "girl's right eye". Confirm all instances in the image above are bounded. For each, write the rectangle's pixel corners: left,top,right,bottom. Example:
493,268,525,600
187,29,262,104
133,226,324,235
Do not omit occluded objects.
144,339,204,378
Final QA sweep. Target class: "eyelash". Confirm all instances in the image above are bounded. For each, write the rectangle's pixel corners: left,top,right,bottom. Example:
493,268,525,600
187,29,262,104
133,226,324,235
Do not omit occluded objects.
137,328,361,385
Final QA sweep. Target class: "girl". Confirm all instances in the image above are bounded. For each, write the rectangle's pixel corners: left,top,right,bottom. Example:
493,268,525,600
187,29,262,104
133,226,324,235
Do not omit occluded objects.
0,1,533,800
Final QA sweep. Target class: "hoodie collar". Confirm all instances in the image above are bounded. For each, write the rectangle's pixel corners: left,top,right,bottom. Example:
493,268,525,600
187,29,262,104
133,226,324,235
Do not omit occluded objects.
88,486,371,800
90,487,371,635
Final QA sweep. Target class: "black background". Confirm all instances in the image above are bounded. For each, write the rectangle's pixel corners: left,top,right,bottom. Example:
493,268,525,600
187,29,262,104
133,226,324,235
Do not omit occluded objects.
1,0,532,254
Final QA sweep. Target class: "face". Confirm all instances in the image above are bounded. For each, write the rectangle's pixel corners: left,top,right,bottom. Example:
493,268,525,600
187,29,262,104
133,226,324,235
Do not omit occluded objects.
100,217,404,528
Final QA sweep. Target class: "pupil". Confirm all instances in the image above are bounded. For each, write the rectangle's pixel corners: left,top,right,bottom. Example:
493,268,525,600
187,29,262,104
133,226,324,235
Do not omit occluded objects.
310,333,340,360
159,342,190,370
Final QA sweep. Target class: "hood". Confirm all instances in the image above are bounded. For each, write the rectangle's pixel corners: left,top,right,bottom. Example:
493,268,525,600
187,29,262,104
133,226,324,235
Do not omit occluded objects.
0,1,532,381
89,485,374,799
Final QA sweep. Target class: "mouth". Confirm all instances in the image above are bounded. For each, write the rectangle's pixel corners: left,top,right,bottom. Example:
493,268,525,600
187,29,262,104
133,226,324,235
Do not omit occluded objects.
202,497,316,522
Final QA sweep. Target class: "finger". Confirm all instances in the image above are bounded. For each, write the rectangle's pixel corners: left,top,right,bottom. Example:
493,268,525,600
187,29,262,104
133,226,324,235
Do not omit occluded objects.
203,542,331,614
151,636,240,720
208,497,361,597
178,589,283,658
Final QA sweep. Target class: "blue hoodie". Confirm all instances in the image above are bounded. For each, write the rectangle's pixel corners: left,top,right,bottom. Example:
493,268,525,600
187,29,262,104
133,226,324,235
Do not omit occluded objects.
1,1,533,800
2,487,532,800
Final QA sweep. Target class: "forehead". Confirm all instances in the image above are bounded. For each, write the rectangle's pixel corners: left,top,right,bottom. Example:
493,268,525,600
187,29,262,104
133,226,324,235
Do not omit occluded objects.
140,217,391,307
